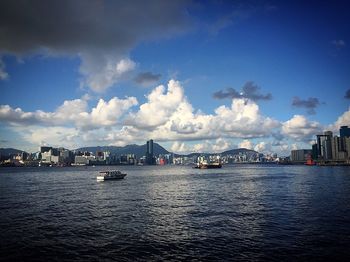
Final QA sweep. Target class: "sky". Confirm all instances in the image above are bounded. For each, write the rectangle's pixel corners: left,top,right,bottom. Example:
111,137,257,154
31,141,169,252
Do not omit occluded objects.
0,0,349,155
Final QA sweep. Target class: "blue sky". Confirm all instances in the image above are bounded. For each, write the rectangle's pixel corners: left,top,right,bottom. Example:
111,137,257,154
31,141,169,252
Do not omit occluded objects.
0,0,349,154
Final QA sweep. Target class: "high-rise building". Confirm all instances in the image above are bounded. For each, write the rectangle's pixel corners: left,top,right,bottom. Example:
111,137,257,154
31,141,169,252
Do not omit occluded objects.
345,137,350,159
312,143,318,160
40,146,52,153
340,126,350,138
316,131,333,160
146,139,155,165
291,149,312,162
331,136,341,160
339,126,350,152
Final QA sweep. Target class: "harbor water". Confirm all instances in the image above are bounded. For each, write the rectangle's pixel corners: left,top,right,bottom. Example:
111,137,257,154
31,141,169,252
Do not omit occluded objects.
1,165,350,261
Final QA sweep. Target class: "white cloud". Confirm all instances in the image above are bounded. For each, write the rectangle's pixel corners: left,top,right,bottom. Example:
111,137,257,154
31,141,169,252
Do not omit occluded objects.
214,99,280,138
125,80,279,143
254,141,266,152
281,115,322,141
127,80,187,128
1,79,284,151
212,138,232,152
171,141,190,153
0,95,138,130
3,79,346,152
88,96,138,128
330,107,350,132
79,56,136,92
291,143,298,150
22,126,80,150
238,139,253,149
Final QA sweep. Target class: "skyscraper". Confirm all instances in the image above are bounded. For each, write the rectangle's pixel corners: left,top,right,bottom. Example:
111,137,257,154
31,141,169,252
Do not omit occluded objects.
340,126,350,138
146,139,155,165
316,131,333,160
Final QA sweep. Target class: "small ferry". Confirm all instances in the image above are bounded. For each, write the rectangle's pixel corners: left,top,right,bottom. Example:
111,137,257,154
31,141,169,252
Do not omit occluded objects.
194,160,222,169
194,162,222,169
97,170,127,181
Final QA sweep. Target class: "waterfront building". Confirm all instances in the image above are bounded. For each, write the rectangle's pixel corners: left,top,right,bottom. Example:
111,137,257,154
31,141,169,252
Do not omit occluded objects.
40,146,52,153
332,136,340,160
74,155,95,165
316,131,333,160
312,143,318,160
291,149,312,162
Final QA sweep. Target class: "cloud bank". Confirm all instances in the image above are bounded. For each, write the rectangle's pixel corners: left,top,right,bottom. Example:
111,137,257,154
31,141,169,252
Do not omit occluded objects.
2,79,347,153
0,80,280,148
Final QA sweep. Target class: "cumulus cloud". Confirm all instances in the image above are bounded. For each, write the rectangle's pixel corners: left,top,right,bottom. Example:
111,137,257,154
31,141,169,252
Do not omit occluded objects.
330,107,350,132
213,81,272,101
214,99,279,138
0,96,138,130
134,72,162,87
238,139,253,150
126,80,188,129
171,139,232,154
125,80,279,142
212,138,232,152
282,115,322,141
292,96,322,114
80,57,136,93
22,126,80,150
171,141,191,153
0,0,190,90
4,79,332,151
254,142,268,153
345,89,350,99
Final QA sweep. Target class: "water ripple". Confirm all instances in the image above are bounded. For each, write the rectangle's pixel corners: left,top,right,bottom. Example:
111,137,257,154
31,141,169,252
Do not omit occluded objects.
1,165,350,261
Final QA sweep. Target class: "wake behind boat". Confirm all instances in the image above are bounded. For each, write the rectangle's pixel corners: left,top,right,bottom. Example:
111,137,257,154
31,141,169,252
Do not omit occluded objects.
97,170,127,181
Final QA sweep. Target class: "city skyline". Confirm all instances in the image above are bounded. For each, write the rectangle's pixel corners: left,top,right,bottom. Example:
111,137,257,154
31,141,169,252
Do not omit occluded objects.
0,1,349,154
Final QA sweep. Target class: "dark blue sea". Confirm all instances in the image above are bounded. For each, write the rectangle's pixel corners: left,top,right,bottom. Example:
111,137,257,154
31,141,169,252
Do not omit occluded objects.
1,165,350,261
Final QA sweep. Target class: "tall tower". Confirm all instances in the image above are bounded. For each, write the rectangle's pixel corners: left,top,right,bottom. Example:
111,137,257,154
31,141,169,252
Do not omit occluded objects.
324,131,333,160
340,126,350,138
148,139,154,157
316,131,333,160
146,139,155,165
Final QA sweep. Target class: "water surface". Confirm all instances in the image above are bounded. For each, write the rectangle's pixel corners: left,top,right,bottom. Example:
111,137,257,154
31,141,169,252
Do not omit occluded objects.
1,165,350,261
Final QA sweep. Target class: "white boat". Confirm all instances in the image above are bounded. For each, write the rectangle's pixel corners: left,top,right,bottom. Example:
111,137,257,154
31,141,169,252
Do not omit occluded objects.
97,170,127,181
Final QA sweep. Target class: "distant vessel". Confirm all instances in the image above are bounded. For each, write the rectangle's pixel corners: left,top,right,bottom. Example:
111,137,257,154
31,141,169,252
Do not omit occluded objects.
97,170,127,181
305,154,316,166
194,162,222,169
194,156,222,169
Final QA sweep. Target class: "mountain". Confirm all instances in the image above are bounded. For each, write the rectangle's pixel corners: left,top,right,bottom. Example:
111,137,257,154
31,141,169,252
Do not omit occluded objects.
175,148,259,158
221,148,259,156
0,148,26,156
75,142,170,158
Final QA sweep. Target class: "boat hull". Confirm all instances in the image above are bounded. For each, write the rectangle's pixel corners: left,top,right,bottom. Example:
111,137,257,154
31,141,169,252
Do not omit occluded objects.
194,164,222,169
97,171,127,181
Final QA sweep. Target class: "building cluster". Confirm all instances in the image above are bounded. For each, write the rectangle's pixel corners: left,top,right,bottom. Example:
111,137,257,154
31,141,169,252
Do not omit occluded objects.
221,152,278,163
0,139,174,167
172,151,279,165
291,126,350,164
